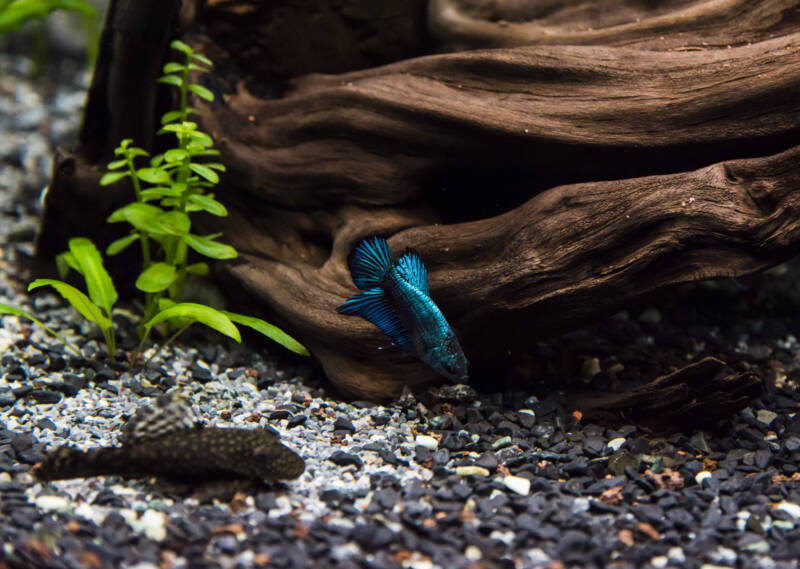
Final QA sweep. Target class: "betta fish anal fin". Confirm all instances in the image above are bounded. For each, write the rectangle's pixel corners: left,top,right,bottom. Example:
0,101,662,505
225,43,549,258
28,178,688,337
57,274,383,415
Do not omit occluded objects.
394,249,429,295
119,390,201,446
338,287,411,348
347,236,393,290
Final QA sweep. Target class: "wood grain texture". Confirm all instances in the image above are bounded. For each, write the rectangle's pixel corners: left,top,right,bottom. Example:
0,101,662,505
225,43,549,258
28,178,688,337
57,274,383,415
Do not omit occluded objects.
38,0,800,405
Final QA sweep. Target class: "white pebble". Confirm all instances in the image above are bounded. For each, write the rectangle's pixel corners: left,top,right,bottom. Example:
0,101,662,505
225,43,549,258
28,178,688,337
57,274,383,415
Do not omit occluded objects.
607,437,626,452
650,556,668,569
667,547,686,563
134,510,167,542
756,409,777,425
464,545,482,561
34,495,72,513
456,465,489,477
415,434,439,450
489,530,515,545
775,501,800,520
695,471,713,485
502,475,530,496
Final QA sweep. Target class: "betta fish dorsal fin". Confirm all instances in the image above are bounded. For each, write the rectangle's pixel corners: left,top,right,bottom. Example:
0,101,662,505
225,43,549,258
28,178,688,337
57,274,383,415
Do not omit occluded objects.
338,288,410,348
395,249,429,295
348,236,393,290
119,391,201,446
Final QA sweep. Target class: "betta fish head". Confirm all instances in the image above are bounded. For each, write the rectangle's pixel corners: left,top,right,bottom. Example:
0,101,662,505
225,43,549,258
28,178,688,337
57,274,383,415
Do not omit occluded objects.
425,334,469,383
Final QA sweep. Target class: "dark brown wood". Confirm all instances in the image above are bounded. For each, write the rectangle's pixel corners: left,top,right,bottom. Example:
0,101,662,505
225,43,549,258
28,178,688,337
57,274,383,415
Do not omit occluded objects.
569,357,763,433
37,0,800,404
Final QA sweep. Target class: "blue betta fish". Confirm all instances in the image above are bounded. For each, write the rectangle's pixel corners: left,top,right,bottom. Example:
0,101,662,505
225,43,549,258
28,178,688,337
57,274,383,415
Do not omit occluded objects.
338,236,469,382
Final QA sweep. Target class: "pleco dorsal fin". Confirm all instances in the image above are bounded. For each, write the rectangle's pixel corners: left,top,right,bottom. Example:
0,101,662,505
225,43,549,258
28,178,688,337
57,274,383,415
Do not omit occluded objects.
338,288,410,348
348,236,392,290
119,390,201,446
394,249,429,295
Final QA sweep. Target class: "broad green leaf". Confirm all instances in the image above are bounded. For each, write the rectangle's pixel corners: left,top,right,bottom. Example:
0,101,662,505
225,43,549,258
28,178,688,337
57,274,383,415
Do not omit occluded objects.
106,233,139,256
188,84,214,102
0,0,95,33
107,159,126,170
164,149,188,163
155,211,190,236
186,262,209,276
184,233,237,259
67,237,117,316
28,279,111,329
192,53,213,67
223,311,309,356
136,262,177,293
100,171,128,186
170,39,193,56
55,250,80,278
107,203,165,234
150,154,165,167
188,194,227,216
162,62,183,74
161,110,183,124
189,163,218,183
136,167,171,184
158,75,182,87
145,303,241,342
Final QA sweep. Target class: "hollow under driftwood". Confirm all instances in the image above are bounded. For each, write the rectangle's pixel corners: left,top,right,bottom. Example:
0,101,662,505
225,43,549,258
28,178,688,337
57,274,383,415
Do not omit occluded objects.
38,0,800,411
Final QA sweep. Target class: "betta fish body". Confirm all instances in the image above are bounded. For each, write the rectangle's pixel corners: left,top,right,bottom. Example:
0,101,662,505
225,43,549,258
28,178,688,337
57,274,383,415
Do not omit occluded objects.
338,236,468,382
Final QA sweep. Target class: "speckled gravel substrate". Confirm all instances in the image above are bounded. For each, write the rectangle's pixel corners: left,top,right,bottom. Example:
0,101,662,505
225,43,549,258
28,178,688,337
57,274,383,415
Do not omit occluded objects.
2,50,800,569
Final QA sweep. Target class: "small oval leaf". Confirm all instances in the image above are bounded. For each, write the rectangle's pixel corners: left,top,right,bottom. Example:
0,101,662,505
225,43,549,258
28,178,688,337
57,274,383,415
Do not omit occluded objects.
170,39,193,55
189,163,219,183
188,194,227,216
100,171,128,186
135,262,177,293
156,211,191,236
184,233,237,259
158,75,182,87
137,168,171,184
106,233,139,256
188,84,214,102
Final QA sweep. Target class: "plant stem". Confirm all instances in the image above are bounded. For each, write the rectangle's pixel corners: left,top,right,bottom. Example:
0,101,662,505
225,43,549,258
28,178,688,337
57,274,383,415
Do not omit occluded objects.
142,321,192,369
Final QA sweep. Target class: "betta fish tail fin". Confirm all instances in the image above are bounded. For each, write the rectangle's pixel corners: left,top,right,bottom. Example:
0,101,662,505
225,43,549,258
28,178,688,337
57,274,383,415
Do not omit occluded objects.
395,249,429,295
347,236,393,290
338,288,410,348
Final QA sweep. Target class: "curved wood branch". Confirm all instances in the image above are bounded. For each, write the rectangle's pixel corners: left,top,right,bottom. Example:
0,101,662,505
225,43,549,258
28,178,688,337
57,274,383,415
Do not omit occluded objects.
429,0,800,51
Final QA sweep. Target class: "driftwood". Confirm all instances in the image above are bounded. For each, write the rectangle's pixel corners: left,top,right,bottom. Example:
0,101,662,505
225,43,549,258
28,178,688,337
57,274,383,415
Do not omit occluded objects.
39,0,800,410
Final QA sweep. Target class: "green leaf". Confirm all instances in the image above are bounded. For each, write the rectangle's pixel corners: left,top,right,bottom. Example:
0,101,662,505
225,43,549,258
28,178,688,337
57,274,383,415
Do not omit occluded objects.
188,63,210,72
28,279,111,329
164,149,188,163
192,53,213,67
156,211,190,236
189,163,219,183
128,148,148,158
184,233,237,259
188,84,214,102
0,302,80,357
188,194,227,216
150,154,165,167
107,203,165,234
67,237,117,316
188,131,214,148
140,186,180,201
223,311,309,356
186,262,209,276
136,262,177,293
100,171,128,186
158,75,182,87
170,39,193,56
106,233,139,256
137,167,171,184
161,110,183,124
186,147,220,157
55,251,80,278
145,303,241,342
107,159,126,170
162,62,183,74
205,162,226,171
0,0,96,33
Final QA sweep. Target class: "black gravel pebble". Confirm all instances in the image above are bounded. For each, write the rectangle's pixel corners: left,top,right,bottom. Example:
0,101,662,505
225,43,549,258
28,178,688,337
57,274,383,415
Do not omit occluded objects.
328,451,363,468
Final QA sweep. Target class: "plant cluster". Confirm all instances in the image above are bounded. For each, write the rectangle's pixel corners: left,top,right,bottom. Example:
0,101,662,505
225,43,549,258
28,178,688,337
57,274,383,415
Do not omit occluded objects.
1,40,308,364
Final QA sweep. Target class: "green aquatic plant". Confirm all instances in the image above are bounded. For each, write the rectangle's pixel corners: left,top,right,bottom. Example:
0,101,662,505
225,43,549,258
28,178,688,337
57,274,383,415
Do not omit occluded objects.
1,41,308,362
0,0,95,33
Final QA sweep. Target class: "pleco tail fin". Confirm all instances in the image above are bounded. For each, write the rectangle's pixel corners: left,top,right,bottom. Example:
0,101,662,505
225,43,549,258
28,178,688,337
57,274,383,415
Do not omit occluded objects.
347,236,392,290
